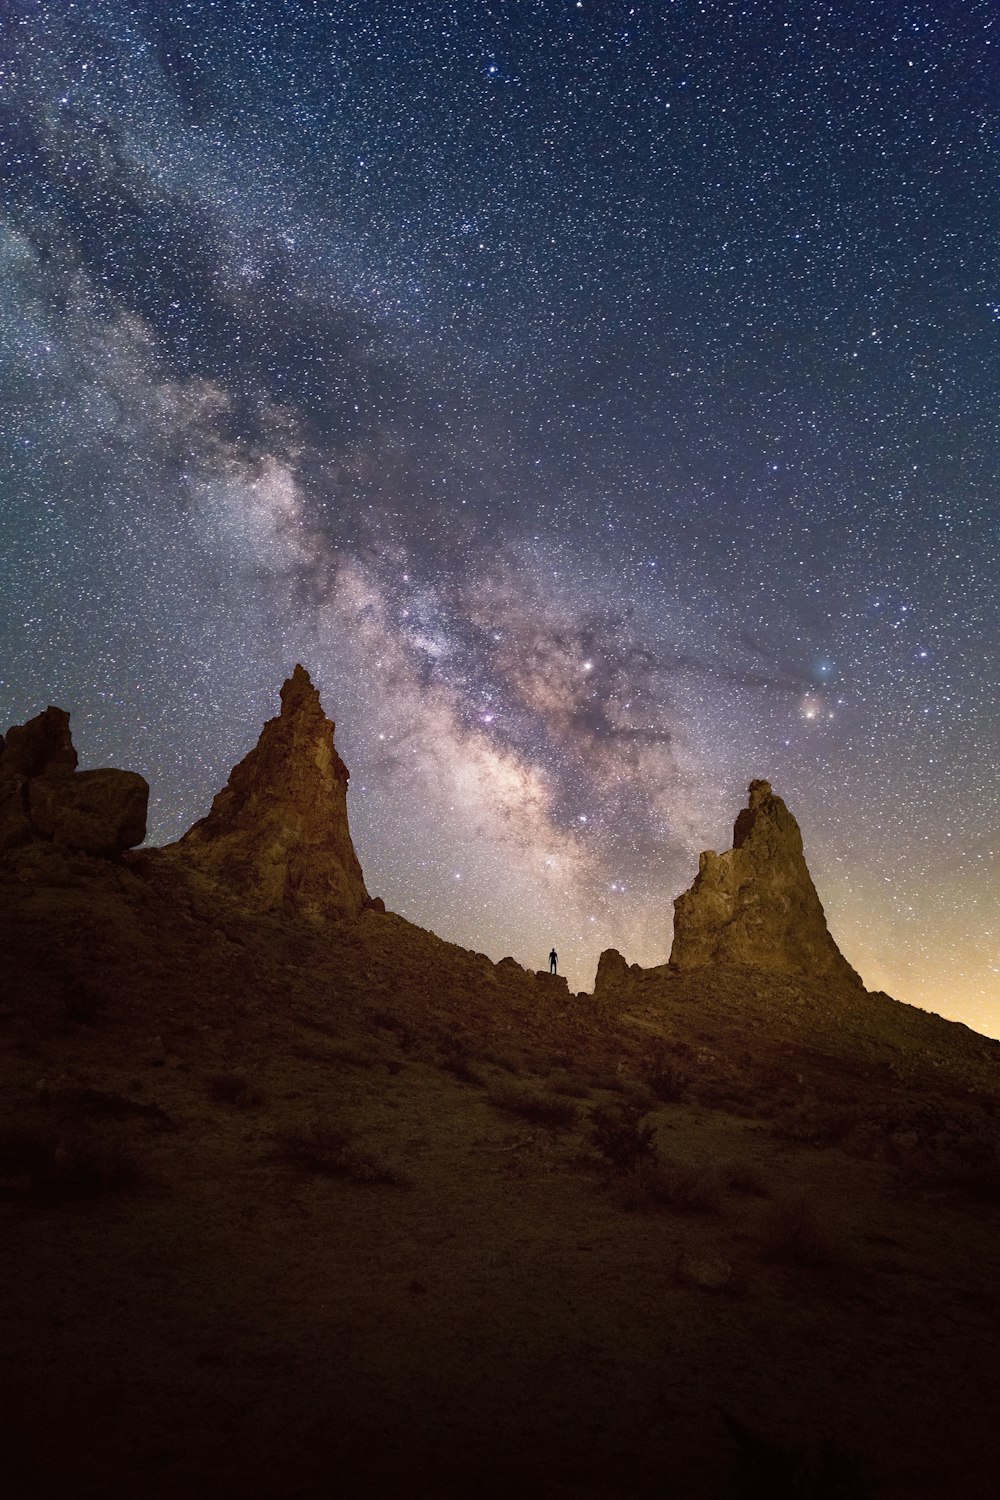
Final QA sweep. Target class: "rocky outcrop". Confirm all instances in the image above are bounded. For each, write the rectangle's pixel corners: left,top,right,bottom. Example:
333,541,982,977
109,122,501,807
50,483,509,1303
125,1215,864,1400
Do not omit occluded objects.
670,779,862,988
170,665,369,922
593,948,635,1003
1,706,78,778
0,706,147,856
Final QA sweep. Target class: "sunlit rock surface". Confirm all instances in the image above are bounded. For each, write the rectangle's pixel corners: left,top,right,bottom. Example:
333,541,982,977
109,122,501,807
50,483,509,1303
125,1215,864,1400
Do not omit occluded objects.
670,779,862,988
171,664,369,921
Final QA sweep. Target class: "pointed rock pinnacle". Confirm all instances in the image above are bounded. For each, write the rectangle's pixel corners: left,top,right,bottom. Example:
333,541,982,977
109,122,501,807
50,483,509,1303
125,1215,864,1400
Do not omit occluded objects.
669,779,862,987
174,665,369,921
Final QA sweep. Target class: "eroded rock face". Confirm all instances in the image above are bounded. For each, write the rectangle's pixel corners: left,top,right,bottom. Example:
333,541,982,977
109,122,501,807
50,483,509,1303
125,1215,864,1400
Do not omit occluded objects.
670,779,862,988
172,665,369,921
593,948,634,1002
0,706,147,855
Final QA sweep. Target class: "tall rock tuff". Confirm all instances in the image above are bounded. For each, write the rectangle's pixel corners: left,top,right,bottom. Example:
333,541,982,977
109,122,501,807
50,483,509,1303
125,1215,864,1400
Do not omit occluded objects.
670,780,862,988
173,665,369,921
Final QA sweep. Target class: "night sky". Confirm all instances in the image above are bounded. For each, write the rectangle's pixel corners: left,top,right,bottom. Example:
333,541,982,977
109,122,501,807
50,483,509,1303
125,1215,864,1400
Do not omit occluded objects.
2,2,997,1030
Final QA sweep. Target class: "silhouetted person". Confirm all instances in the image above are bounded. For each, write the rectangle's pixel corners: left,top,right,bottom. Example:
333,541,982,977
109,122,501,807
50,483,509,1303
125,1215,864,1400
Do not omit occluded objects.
549,947,558,975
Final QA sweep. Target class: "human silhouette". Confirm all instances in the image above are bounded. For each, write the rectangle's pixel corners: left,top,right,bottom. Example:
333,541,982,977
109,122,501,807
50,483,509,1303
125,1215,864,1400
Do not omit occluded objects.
549,947,558,975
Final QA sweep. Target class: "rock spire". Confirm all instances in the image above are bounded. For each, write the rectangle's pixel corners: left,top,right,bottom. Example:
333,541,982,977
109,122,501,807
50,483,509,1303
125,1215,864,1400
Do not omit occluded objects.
670,779,862,987
173,665,369,921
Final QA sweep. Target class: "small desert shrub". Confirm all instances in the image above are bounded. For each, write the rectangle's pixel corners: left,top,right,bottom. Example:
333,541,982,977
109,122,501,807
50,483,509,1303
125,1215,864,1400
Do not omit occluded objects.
586,1067,631,1095
774,1102,861,1149
608,1156,723,1215
438,1039,484,1086
62,982,103,1026
365,1008,416,1050
645,1048,689,1103
724,1159,772,1197
761,1195,844,1268
589,1101,658,1172
277,1118,411,1187
0,1124,143,1199
206,1070,266,1107
477,1050,521,1074
547,1069,591,1099
487,1081,580,1128
651,1158,725,1213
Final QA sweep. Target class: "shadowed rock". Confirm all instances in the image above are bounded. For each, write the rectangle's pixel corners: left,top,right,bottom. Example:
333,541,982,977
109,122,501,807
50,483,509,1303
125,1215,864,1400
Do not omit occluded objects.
1,706,77,779
29,769,148,856
670,779,862,988
0,706,147,855
593,948,633,1002
171,665,369,921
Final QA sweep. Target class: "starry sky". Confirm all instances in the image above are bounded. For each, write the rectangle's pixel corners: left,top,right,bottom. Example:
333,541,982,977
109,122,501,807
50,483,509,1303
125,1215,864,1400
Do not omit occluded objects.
1,1,997,1030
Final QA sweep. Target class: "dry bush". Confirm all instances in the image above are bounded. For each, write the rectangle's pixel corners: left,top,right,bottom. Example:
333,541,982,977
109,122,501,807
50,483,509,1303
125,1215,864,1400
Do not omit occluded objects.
206,1070,266,1108
62,981,105,1026
609,1156,724,1215
724,1159,772,1197
586,1067,631,1095
589,1101,657,1172
364,1007,416,1049
648,1158,725,1214
277,1118,411,1187
547,1069,592,1098
438,1039,484,1086
0,1123,143,1200
479,1049,522,1074
645,1045,689,1103
773,1101,862,1149
487,1081,580,1128
761,1194,845,1268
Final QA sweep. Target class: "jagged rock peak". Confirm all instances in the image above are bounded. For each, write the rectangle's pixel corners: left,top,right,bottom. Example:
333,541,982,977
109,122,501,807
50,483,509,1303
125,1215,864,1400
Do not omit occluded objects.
1,705,147,856
173,665,369,921
670,780,863,988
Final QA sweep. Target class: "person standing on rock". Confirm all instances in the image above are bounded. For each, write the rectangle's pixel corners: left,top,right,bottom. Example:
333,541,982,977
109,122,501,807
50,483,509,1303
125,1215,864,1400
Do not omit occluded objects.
549,947,558,975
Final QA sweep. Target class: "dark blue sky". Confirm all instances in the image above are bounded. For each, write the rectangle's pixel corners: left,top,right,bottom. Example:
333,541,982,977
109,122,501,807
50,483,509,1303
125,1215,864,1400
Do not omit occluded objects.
1,1,997,1026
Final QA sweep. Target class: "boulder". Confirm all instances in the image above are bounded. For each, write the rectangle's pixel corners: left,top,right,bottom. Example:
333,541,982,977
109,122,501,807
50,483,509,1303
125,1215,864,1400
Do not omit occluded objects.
29,769,148,856
670,780,862,988
1,706,147,856
171,665,369,921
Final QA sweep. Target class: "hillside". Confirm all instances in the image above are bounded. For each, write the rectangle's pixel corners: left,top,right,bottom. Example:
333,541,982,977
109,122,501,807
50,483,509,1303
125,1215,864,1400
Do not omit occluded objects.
2,674,999,1499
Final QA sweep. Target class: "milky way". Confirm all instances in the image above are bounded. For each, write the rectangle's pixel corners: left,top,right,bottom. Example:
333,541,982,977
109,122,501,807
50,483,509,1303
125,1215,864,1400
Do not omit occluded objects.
1,2,997,1028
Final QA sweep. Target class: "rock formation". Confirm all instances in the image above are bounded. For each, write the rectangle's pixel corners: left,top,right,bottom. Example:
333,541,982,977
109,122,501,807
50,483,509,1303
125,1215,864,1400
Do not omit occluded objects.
593,948,635,1003
171,665,369,921
670,779,862,988
0,706,147,856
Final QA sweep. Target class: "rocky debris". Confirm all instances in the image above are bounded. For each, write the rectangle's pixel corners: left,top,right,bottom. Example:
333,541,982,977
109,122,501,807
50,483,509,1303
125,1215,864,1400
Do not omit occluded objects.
170,665,369,922
670,780,862,988
0,706,147,856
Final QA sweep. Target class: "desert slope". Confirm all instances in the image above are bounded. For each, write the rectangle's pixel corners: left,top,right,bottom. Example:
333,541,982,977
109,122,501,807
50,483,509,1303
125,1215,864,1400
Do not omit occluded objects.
2,675,999,1499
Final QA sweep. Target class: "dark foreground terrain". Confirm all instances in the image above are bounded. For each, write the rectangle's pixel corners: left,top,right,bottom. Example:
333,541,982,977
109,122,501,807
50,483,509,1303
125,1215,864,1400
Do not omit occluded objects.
3,678,1000,1498
3,841,1000,1500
